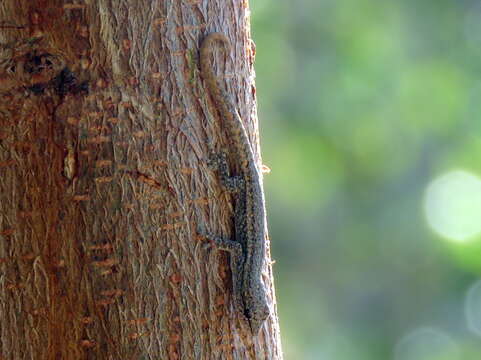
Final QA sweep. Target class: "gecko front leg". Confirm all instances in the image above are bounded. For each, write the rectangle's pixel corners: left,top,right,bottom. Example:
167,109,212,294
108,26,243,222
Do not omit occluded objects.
207,152,244,192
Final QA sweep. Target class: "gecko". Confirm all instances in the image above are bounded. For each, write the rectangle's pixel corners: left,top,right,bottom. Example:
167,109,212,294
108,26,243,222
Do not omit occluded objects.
199,33,270,334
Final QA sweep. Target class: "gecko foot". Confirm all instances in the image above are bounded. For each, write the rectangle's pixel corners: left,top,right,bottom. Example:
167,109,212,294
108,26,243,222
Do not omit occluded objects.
207,152,244,192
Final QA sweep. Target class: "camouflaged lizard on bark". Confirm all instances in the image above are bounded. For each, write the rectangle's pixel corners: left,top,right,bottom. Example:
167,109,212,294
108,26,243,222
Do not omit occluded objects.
199,33,270,334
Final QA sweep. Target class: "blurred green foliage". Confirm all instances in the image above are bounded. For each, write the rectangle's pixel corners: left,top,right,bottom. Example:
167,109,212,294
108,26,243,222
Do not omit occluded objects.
251,0,481,358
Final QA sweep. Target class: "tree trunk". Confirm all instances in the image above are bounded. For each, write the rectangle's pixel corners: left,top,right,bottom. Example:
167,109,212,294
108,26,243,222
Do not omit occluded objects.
0,1,281,359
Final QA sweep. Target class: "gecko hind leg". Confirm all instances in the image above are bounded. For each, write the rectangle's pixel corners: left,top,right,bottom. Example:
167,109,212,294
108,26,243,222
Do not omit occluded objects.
207,152,245,192
198,227,245,315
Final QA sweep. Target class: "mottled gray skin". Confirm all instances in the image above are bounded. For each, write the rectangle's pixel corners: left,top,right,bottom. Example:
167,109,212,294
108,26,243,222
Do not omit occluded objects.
199,33,269,334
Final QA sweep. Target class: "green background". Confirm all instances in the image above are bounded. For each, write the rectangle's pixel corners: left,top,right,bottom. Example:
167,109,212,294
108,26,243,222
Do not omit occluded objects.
252,0,481,359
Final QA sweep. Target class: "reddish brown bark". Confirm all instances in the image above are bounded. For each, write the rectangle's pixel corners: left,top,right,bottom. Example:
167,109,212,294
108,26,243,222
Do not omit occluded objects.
0,1,281,359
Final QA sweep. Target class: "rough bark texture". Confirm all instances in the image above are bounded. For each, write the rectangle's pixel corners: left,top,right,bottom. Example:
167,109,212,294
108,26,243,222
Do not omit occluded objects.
0,1,281,359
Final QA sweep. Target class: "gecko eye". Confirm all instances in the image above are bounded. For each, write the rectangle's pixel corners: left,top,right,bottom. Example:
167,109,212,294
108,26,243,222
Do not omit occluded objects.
8,65,16,73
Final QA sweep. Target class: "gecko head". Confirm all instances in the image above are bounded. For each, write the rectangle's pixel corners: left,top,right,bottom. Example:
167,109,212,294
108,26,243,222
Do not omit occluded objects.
248,302,270,335
246,284,270,335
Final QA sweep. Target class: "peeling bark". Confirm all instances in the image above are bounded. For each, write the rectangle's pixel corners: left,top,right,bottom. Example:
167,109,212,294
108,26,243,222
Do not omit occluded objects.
0,1,282,359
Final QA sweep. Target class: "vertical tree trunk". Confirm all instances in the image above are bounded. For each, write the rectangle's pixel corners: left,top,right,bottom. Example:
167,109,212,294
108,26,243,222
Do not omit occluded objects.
0,1,281,359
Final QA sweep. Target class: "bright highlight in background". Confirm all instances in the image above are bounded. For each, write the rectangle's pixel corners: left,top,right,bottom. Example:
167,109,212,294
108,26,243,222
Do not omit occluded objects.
424,170,481,243
394,327,459,360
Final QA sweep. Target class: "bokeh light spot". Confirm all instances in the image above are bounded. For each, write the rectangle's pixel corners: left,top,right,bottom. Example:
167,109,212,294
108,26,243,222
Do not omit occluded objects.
394,327,459,360
424,170,481,243
465,280,481,336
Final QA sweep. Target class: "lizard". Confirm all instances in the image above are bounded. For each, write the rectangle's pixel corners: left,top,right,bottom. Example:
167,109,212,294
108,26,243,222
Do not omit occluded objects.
199,32,270,334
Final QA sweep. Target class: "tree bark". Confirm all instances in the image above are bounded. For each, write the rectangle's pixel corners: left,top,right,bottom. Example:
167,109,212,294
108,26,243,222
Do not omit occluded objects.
0,1,281,359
